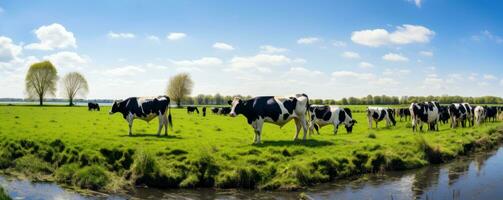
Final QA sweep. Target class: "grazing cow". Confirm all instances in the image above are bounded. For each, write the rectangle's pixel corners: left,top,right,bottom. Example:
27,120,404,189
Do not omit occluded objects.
448,103,473,128
187,106,200,114
228,94,309,143
397,108,411,121
438,106,450,124
202,107,207,117
474,106,486,125
88,102,100,111
484,106,498,122
219,107,231,115
109,96,172,136
367,107,396,128
409,101,440,132
308,105,357,135
211,107,219,114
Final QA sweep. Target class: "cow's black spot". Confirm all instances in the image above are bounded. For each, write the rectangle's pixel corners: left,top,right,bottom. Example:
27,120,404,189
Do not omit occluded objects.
372,111,379,120
283,113,290,120
282,97,297,114
378,110,386,121
339,110,346,122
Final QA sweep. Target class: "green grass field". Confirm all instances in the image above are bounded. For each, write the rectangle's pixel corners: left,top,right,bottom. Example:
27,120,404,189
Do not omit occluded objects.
0,105,502,192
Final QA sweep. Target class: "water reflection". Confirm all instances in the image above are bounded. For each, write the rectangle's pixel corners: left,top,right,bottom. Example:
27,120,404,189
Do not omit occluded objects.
1,147,503,199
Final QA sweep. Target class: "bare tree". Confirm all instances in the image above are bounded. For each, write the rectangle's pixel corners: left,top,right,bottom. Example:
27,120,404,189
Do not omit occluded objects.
62,72,89,106
166,73,193,107
25,61,58,106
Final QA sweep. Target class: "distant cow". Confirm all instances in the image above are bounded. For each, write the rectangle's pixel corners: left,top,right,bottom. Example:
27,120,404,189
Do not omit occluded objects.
397,108,411,121
474,106,485,125
309,105,357,135
219,107,231,115
367,107,396,128
438,106,450,124
211,107,219,114
410,101,440,132
202,107,207,117
484,106,498,122
187,106,199,114
109,96,172,136
228,94,309,143
88,102,100,111
448,103,473,128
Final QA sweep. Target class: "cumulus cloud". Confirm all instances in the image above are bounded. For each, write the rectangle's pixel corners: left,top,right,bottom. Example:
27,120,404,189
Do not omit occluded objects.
351,24,435,47
25,23,77,50
359,62,374,68
332,71,374,80
43,51,89,69
212,42,234,50
107,32,135,39
483,74,497,80
102,65,145,77
146,35,160,41
171,57,223,67
228,54,304,72
409,0,422,7
382,53,409,62
332,40,347,47
167,32,186,41
472,30,503,44
341,51,360,59
297,37,320,44
419,51,433,57
259,45,288,54
0,36,22,62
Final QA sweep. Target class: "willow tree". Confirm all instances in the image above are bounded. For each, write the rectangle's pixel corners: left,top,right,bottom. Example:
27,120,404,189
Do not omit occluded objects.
166,73,193,107
62,72,89,106
25,61,58,106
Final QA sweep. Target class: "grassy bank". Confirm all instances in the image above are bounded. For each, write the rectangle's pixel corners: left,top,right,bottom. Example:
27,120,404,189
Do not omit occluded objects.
0,105,502,193
0,187,10,200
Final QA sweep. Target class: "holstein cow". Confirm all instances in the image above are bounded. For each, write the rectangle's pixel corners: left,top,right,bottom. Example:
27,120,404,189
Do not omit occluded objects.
88,102,100,111
202,107,207,117
228,94,309,143
397,108,411,121
219,107,232,115
474,106,486,126
187,106,200,114
109,96,173,136
367,107,396,129
448,103,473,128
211,107,219,114
308,105,357,135
484,106,498,122
409,101,440,132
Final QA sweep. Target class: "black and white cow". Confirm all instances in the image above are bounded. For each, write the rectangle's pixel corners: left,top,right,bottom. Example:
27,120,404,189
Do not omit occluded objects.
219,107,231,115
474,106,485,126
202,107,207,117
88,102,100,111
367,107,396,128
410,101,440,132
211,107,219,114
484,106,498,122
109,96,172,136
308,105,356,135
228,94,309,143
397,108,411,121
187,106,199,114
448,103,473,128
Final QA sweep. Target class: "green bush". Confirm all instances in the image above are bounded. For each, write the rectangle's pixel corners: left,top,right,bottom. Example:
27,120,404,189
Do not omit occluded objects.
14,155,53,174
0,187,11,200
73,165,110,190
55,163,80,184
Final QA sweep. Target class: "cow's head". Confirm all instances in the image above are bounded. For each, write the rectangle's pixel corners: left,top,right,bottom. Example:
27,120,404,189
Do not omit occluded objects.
345,119,357,133
109,100,121,115
228,97,243,117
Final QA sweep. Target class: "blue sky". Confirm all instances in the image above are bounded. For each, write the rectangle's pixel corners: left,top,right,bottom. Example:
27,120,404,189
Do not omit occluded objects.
1,0,503,99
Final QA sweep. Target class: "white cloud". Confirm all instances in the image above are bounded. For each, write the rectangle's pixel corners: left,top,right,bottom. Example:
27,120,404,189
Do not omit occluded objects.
409,0,422,8
297,37,320,44
102,65,145,77
341,51,360,59
500,79,503,86
332,40,347,47
43,51,89,69
286,67,322,76
483,74,497,80
359,62,374,68
167,32,186,41
25,23,77,50
382,53,409,62
259,45,288,54
107,32,135,39
171,57,223,67
472,30,503,44
227,54,304,73
351,24,435,47
0,36,22,62
212,42,234,50
419,51,433,57
146,35,160,41
332,71,374,80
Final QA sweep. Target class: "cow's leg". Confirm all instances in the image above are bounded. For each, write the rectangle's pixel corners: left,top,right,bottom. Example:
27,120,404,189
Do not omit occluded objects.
163,114,168,136
157,114,163,136
293,118,301,140
127,113,134,136
300,116,308,141
368,116,372,129
256,120,264,144
334,123,339,135
376,121,378,129
308,120,315,135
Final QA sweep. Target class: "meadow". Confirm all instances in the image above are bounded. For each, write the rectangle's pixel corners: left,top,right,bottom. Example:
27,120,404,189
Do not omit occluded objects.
0,104,502,193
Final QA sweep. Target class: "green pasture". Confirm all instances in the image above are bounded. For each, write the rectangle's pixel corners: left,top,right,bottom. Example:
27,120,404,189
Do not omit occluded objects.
0,105,502,192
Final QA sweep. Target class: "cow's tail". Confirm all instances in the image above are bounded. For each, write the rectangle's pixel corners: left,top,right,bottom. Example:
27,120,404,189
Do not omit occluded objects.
164,95,174,130
302,93,311,122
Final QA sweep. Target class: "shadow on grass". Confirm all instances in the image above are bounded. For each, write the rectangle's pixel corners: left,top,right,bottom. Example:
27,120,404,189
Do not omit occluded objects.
118,133,182,139
254,139,333,148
